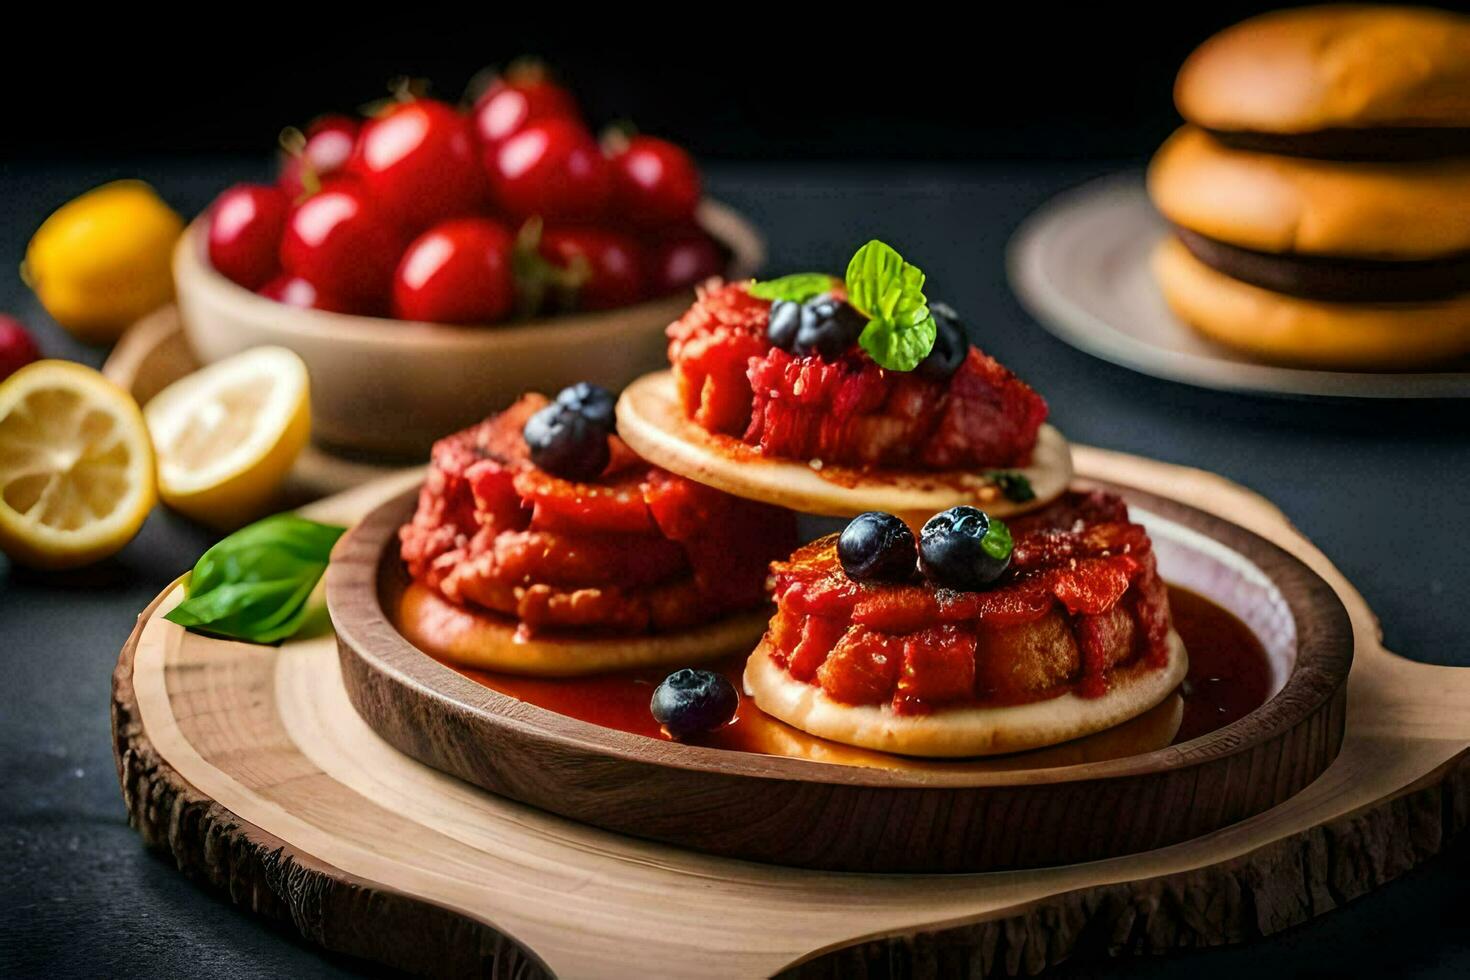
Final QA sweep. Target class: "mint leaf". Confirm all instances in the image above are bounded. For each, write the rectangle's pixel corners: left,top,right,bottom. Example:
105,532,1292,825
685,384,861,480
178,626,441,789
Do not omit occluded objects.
981,518,1013,561
844,240,937,371
165,513,346,645
748,273,835,303
987,471,1036,503
858,313,937,373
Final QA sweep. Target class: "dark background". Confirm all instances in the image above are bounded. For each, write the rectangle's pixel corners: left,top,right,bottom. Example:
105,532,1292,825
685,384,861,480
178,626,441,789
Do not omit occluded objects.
6,6,1306,165
5,5,1470,978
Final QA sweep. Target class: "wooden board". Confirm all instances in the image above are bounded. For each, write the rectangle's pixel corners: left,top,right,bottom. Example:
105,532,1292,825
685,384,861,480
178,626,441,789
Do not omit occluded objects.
327,481,1350,873
111,450,1470,978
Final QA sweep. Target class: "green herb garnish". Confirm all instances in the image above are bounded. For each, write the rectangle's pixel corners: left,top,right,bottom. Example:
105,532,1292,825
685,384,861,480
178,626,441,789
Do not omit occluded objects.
164,513,347,644
980,517,1013,562
987,471,1036,503
845,240,937,372
747,273,837,303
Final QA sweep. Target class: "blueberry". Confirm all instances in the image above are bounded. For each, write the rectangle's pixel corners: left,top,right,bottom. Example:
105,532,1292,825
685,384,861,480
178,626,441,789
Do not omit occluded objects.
794,295,866,359
838,511,918,583
523,403,610,481
650,668,739,740
554,381,616,431
766,299,801,350
918,505,1012,591
916,302,968,380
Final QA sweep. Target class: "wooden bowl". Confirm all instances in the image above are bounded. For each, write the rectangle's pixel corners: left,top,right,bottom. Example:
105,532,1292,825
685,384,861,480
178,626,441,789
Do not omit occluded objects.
326,480,1352,873
173,201,763,459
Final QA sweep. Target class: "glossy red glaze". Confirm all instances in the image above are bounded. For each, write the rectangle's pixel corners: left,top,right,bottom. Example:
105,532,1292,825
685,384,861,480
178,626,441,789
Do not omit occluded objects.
392,217,515,323
485,118,611,223
207,183,289,290
279,180,404,307
347,99,488,232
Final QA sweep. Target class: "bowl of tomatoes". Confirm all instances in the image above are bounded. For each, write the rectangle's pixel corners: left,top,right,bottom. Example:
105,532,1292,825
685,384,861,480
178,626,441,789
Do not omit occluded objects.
175,67,762,458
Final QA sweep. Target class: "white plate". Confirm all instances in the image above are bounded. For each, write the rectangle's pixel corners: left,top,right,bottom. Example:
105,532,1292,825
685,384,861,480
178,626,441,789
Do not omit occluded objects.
1007,174,1470,399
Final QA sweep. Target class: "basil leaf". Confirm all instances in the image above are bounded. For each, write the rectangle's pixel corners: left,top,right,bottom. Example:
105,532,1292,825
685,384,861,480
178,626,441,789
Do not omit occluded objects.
748,273,835,303
845,240,938,371
164,513,346,645
858,313,938,374
981,518,1013,561
987,471,1036,503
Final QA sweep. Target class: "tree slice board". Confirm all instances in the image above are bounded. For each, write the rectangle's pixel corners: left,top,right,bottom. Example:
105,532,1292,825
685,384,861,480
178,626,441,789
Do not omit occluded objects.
111,450,1470,978
329,481,1350,874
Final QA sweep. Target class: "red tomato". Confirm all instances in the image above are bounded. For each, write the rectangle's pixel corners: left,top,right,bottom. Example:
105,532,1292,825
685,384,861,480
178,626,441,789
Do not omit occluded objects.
646,231,726,295
207,183,290,290
279,181,404,307
473,74,580,147
258,274,356,314
0,315,40,381
539,227,645,310
392,217,516,323
347,99,488,232
277,115,359,199
485,118,611,223
608,135,701,229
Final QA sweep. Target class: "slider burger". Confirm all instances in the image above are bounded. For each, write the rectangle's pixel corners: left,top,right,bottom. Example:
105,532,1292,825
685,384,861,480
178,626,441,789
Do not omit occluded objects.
397,384,796,676
617,240,1072,525
745,492,1187,757
1148,5,1470,367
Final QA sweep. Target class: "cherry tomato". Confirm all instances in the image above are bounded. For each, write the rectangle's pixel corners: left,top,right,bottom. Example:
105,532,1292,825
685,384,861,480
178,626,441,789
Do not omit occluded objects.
0,315,40,381
646,231,726,295
608,135,701,229
473,73,580,147
278,115,359,199
392,217,516,323
539,227,645,311
279,180,403,307
207,183,290,290
347,99,487,232
486,118,611,223
258,274,356,314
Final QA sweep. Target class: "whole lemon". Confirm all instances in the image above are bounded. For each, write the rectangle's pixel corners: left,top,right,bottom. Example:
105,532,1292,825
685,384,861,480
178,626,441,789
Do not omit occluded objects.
22,181,184,345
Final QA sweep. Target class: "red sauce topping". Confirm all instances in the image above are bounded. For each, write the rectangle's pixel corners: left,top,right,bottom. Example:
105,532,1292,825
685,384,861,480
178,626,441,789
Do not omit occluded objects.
761,491,1172,714
399,394,796,636
665,281,1048,470
432,584,1271,765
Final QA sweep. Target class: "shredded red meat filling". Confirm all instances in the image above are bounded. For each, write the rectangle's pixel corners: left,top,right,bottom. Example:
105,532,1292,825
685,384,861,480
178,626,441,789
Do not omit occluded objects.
666,280,1048,469
763,490,1173,713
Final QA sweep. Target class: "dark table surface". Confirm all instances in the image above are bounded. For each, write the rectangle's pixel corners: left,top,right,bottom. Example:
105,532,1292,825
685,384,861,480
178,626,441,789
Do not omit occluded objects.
1,158,1466,978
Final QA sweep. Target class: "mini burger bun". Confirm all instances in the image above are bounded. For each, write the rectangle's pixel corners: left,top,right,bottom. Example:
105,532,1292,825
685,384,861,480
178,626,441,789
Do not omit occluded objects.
1148,126,1470,260
1175,5,1470,135
615,370,1073,524
743,631,1188,758
397,581,770,677
1153,236,1470,368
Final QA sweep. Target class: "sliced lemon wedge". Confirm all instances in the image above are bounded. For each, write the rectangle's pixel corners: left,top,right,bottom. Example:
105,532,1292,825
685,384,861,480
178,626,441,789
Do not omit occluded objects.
145,346,310,529
0,360,156,569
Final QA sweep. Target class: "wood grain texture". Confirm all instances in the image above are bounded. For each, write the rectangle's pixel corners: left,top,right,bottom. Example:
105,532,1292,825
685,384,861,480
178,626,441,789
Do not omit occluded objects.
110,449,1470,978
328,480,1352,873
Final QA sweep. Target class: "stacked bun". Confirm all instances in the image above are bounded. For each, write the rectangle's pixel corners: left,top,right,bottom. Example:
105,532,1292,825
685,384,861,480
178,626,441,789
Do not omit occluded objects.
1149,5,1470,367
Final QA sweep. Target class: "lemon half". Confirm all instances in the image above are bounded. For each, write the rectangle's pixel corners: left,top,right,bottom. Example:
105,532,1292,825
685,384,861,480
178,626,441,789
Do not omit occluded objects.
0,360,156,569
146,346,310,529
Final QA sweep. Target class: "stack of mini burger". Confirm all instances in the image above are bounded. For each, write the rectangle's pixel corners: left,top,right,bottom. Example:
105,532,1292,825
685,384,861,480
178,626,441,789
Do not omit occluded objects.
617,240,1188,756
1149,5,1470,368
401,239,1190,757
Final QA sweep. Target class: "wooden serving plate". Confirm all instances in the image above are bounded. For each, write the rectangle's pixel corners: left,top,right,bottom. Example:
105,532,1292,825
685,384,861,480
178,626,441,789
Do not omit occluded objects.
112,450,1470,977
328,482,1349,874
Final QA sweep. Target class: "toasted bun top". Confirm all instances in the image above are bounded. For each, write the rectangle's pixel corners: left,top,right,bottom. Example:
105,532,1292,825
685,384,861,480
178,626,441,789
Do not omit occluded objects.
1176,5,1470,133
616,370,1073,523
1148,126,1470,259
